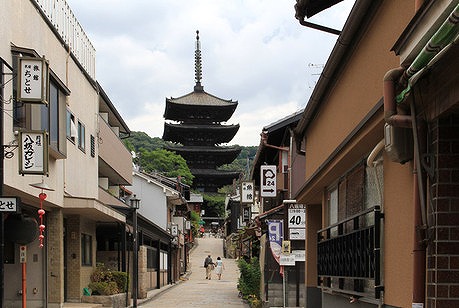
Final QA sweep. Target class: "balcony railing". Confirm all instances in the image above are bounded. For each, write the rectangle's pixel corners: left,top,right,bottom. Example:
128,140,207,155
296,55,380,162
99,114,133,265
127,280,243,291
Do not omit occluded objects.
32,0,96,79
317,205,384,299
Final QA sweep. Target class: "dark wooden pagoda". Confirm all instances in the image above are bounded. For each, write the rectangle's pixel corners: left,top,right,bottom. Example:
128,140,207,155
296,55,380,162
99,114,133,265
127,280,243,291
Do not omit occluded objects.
163,31,241,192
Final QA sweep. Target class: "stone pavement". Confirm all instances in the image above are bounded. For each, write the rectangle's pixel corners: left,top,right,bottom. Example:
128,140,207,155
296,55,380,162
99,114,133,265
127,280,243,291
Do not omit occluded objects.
140,234,249,307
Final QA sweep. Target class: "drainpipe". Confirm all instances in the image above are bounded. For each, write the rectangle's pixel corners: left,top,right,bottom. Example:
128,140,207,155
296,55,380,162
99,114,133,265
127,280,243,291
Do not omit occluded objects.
260,131,289,152
384,68,427,306
383,67,412,128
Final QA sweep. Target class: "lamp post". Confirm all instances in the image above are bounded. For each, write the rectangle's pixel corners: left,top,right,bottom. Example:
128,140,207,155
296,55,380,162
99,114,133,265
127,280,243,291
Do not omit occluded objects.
129,195,140,308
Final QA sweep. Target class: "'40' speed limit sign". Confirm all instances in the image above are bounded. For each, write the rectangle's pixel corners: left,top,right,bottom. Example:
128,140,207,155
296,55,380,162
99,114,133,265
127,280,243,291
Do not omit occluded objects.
288,204,306,228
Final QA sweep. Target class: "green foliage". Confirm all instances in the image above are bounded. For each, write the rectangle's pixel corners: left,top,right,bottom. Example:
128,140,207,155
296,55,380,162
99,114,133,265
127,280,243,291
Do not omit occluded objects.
189,210,201,238
111,271,128,292
89,263,128,295
124,132,194,186
219,146,258,179
138,148,194,186
202,193,226,218
237,257,261,304
88,281,118,296
124,131,167,152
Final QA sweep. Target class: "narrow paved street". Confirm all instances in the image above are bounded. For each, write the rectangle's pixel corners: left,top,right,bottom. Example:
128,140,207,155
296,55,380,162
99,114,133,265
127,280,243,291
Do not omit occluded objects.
142,235,249,307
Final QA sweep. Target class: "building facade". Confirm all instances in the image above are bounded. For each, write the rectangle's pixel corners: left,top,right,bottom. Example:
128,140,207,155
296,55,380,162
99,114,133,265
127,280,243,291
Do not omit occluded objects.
293,0,459,307
1,0,133,306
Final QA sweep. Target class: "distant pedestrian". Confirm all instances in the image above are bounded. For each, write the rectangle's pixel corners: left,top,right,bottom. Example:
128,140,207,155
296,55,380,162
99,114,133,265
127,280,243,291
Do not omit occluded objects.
204,254,214,279
214,256,225,280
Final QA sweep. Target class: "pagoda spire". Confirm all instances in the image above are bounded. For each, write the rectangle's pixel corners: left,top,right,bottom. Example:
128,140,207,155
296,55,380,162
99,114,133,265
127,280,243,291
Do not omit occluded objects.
194,30,204,92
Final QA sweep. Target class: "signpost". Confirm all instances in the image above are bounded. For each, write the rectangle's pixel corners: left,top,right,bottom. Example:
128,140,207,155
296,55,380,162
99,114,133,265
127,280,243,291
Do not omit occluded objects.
260,165,276,197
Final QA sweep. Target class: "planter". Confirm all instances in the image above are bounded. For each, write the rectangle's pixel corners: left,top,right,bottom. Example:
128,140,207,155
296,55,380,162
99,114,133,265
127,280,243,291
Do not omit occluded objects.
82,293,127,308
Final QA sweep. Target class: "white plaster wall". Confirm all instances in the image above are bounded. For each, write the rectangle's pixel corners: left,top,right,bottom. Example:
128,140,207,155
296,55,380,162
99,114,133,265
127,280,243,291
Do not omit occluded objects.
132,175,168,230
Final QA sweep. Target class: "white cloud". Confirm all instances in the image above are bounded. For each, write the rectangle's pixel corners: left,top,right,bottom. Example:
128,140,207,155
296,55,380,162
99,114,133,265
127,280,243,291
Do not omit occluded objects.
67,0,354,146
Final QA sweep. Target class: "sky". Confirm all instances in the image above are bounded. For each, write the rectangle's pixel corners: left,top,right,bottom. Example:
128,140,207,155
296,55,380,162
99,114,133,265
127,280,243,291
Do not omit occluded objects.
66,0,355,146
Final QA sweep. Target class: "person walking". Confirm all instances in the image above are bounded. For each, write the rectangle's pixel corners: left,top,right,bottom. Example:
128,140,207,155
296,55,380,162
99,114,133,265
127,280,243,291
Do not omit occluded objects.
214,256,225,280
204,254,214,279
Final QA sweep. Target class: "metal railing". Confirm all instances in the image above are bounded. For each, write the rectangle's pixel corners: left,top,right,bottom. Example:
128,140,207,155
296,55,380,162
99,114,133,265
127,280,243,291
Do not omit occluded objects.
317,205,384,299
32,0,96,79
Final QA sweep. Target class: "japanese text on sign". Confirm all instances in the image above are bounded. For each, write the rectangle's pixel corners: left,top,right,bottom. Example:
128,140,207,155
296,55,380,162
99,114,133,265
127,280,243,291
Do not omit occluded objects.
0,197,18,212
18,57,47,103
288,204,306,228
20,131,47,175
241,181,254,204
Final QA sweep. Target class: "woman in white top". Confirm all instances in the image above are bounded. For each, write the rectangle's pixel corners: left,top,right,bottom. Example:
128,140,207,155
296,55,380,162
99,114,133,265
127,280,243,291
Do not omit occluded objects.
214,256,225,280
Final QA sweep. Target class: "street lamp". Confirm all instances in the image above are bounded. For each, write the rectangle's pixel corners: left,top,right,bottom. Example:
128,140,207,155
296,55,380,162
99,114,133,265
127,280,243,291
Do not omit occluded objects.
129,195,140,308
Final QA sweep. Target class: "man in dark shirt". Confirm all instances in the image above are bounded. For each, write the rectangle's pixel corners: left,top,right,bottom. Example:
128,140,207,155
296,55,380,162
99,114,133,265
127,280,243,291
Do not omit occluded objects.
204,255,213,279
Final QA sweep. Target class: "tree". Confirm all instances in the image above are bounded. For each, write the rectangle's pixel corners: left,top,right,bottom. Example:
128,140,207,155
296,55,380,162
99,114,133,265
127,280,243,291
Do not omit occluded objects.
138,148,194,186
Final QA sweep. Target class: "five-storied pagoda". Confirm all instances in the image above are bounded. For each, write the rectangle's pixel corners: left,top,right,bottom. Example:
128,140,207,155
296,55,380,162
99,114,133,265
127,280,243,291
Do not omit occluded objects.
162,31,241,192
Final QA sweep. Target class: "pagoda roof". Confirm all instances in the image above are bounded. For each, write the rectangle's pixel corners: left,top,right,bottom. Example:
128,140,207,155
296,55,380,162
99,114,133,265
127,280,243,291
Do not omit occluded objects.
191,169,241,192
163,122,240,145
165,145,241,167
191,169,241,177
164,91,238,122
167,145,241,160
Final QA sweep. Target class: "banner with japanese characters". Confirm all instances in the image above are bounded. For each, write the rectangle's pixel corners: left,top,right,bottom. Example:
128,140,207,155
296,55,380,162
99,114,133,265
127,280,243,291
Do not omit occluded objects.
19,131,49,175
267,220,283,264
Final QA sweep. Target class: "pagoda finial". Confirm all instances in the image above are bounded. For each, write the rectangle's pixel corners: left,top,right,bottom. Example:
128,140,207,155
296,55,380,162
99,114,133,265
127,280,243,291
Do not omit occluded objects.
194,30,204,92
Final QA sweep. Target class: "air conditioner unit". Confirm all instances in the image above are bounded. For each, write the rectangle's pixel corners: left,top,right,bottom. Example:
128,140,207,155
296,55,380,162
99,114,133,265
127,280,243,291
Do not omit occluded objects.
384,123,413,164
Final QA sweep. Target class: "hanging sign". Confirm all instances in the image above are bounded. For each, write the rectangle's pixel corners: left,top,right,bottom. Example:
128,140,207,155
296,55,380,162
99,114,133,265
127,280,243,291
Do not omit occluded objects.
260,165,277,197
267,220,283,265
19,131,49,175
17,57,49,104
240,181,254,204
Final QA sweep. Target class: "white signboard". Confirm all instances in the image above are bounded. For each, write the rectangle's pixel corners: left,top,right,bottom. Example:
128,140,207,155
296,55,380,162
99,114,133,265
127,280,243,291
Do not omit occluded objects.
260,165,276,197
0,197,19,212
17,57,48,103
19,131,48,175
171,225,178,236
241,181,254,204
292,250,305,262
279,253,295,266
288,204,306,228
289,228,306,240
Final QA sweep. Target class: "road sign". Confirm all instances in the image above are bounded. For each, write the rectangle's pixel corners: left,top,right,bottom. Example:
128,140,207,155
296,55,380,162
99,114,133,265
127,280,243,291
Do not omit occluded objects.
260,165,276,197
288,203,306,228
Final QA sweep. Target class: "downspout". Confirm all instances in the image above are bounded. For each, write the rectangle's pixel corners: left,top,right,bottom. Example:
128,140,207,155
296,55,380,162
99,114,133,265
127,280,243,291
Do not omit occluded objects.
260,131,289,152
384,70,427,305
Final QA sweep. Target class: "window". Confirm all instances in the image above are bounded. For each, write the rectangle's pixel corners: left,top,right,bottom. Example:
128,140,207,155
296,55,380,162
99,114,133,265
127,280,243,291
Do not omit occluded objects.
81,233,92,266
78,120,85,152
66,110,77,143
